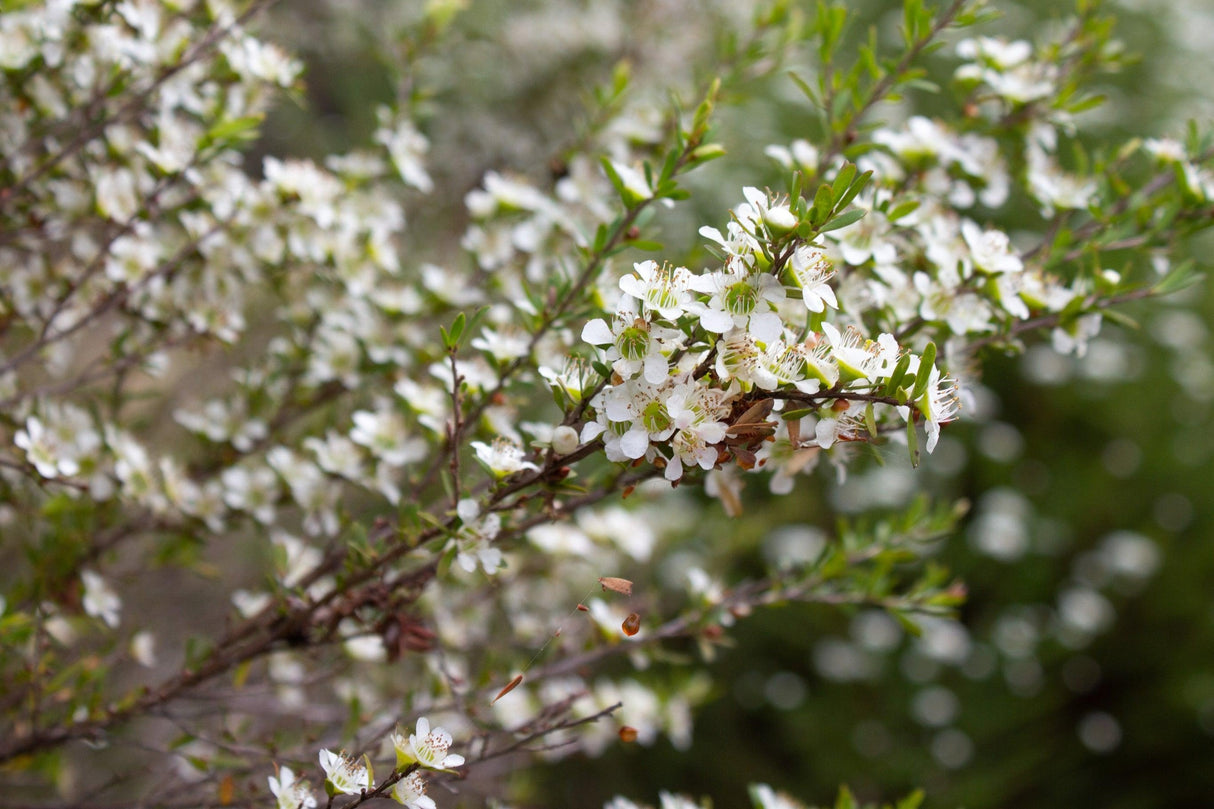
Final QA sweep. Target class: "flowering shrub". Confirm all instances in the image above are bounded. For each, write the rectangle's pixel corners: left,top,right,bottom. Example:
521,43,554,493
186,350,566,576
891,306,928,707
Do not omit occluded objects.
0,0,1210,807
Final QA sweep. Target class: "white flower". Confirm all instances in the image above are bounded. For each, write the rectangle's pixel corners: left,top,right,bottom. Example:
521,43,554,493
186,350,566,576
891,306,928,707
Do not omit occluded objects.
130,631,157,667
81,570,121,629
471,437,540,478
582,296,683,384
618,260,694,320
821,322,900,383
349,406,427,467
392,717,466,771
607,160,654,205
1052,312,1102,358
750,783,803,809
539,356,596,403
787,244,838,313
742,186,798,234
914,365,961,452
374,107,433,193
269,765,317,809
961,220,1021,275
453,499,504,575
318,749,371,796
15,417,75,478
392,772,436,809
687,261,785,342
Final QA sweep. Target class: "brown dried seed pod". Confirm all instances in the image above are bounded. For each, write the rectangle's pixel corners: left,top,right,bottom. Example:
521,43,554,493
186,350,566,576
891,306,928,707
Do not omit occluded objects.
621,612,641,636
492,674,524,704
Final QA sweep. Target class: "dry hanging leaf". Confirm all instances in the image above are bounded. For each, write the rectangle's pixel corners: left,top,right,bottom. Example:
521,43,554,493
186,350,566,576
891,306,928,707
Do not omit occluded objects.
621,612,641,636
492,673,524,704
599,576,633,596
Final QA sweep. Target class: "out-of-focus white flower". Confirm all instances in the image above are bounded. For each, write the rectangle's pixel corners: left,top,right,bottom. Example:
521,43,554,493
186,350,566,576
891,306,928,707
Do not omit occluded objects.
269,765,317,809
81,570,121,629
130,631,157,667
471,437,539,478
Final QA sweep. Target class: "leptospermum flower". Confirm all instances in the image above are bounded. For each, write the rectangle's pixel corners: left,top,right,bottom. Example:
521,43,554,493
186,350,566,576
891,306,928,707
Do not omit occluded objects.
913,365,961,452
618,260,694,320
786,244,838,313
391,771,437,809
318,749,371,796
269,765,317,809
686,260,785,343
582,296,683,384
392,717,465,771
470,437,539,478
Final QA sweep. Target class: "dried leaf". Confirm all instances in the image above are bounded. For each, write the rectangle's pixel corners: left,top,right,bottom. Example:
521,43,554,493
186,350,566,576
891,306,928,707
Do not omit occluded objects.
599,576,634,596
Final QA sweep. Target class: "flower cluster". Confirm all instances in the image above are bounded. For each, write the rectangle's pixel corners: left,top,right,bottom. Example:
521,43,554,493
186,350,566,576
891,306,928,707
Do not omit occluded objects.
271,717,462,808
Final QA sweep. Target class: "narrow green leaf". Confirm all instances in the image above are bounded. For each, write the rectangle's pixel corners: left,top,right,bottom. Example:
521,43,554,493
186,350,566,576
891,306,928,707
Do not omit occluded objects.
884,353,911,396
886,199,920,222
831,163,857,206
910,341,937,401
835,170,872,209
818,208,866,233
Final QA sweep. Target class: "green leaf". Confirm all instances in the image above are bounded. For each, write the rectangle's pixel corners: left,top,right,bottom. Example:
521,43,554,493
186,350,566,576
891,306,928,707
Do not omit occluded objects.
202,114,264,149
1101,307,1140,331
910,341,936,401
906,413,920,468
818,208,866,233
812,183,834,221
835,170,872,209
831,162,857,206
886,198,920,222
1154,259,1201,295
787,70,820,106
884,353,911,396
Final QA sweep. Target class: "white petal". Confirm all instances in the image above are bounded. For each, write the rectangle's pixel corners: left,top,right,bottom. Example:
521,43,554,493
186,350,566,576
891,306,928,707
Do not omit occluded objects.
619,428,650,459
581,318,614,345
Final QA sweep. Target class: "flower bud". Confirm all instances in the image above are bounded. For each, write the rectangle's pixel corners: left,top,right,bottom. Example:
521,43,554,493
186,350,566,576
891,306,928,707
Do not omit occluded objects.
552,425,579,455
763,204,798,235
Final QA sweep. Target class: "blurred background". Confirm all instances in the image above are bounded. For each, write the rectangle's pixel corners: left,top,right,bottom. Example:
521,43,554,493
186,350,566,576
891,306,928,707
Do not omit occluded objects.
255,0,1214,806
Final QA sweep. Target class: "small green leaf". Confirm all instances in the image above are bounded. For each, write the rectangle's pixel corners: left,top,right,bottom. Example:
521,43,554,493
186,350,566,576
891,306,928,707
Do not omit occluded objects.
884,353,911,396
818,208,866,233
886,198,920,222
910,341,936,401
831,162,857,206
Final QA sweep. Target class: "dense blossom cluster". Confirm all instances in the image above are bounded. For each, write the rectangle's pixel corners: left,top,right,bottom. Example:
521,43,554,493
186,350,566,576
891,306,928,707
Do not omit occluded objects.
0,1,1207,808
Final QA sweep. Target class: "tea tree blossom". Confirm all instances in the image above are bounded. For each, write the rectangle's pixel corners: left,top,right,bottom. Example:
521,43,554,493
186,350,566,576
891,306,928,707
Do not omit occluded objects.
471,438,540,478
81,570,121,629
318,749,371,796
0,3,1206,808
786,244,838,313
619,260,695,320
392,771,437,809
269,766,317,809
392,717,465,771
